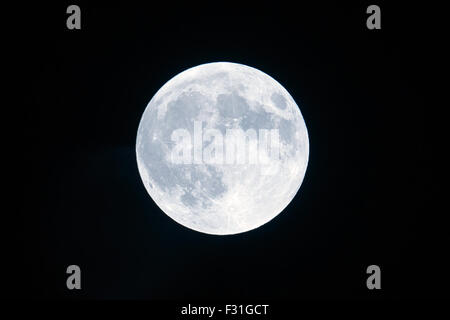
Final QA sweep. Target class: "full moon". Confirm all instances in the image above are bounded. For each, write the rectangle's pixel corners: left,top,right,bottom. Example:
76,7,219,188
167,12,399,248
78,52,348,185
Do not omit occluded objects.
136,62,309,235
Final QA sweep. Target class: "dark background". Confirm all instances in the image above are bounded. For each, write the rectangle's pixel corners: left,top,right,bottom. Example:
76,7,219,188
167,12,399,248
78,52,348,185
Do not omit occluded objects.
11,1,444,301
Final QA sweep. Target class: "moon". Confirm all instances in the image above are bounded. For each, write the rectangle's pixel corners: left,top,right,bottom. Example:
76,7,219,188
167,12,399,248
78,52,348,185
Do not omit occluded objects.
136,62,309,235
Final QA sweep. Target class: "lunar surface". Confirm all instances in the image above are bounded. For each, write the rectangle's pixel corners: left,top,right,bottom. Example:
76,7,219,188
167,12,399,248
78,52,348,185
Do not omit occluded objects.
136,62,309,235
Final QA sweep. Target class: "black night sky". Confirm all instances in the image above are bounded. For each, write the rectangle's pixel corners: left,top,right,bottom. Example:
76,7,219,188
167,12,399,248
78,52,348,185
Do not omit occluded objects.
11,1,445,304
